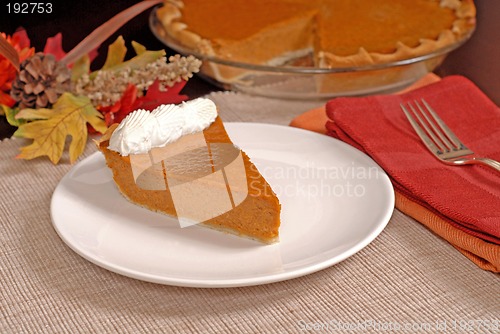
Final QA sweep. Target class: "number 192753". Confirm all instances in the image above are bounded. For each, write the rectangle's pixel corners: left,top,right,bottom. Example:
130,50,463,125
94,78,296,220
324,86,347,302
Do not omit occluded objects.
6,3,53,14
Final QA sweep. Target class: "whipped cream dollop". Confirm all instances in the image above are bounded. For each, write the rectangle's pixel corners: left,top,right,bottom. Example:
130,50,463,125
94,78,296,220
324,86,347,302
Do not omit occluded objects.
108,98,217,155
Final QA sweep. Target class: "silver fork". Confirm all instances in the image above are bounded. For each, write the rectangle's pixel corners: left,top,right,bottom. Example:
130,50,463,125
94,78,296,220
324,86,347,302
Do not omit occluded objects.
400,99,500,172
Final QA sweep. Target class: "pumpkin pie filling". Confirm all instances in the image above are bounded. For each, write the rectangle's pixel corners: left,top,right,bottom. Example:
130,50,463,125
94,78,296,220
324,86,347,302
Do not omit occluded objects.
317,0,457,56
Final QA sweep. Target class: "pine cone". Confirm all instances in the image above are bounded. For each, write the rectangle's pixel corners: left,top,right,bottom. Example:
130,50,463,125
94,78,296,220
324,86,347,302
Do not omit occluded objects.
10,52,71,109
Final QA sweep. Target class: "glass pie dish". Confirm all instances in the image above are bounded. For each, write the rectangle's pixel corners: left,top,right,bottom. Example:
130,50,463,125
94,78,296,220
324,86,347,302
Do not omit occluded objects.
149,7,474,100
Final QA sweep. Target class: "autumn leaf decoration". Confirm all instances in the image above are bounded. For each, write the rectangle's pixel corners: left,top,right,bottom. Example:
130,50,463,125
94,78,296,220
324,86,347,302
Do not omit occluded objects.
15,94,107,164
0,0,201,164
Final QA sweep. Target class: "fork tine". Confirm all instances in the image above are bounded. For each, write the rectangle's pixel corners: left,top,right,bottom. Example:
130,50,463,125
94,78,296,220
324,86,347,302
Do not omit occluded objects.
414,100,456,150
421,99,466,150
407,101,448,152
400,103,443,154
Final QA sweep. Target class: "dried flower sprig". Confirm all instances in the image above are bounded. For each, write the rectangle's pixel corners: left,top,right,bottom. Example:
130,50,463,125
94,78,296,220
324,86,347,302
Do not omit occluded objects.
74,54,201,107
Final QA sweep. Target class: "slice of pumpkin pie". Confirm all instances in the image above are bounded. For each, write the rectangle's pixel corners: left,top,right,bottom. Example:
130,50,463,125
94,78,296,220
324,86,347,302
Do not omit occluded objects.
96,98,281,244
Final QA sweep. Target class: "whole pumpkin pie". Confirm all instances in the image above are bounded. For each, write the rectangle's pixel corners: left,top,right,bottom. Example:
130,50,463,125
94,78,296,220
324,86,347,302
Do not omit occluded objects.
96,98,281,244
157,0,476,68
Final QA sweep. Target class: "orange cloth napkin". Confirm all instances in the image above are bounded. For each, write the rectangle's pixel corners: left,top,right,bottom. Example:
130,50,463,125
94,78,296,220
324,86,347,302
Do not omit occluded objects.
290,74,500,272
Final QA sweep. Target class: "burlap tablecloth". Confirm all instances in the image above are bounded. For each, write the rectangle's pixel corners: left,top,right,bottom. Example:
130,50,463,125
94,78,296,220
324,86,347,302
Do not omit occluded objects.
1,91,498,333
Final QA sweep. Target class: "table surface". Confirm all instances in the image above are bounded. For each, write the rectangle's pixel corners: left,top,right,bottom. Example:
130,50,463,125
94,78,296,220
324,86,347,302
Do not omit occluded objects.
1,2,499,333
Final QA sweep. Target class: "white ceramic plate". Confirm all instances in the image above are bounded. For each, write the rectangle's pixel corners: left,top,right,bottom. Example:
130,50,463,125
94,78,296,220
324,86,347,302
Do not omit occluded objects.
51,123,394,287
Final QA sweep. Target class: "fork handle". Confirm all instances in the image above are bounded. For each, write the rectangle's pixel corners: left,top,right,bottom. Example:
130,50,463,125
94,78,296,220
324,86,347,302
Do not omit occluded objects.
468,158,500,172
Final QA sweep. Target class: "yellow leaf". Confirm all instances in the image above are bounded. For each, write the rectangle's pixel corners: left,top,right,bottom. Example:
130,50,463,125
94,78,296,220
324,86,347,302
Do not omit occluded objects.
15,93,107,164
2,105,25,127
16,107,54,120
102,35,127,70
131,41,146,55
71,54,91,82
